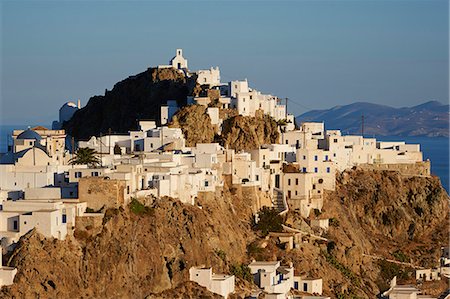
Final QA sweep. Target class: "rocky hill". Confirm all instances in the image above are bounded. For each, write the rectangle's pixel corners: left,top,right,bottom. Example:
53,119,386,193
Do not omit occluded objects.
220,113,280,151
1,169,447,298
63,68,199,141
169,105,216,147
297,101,449,137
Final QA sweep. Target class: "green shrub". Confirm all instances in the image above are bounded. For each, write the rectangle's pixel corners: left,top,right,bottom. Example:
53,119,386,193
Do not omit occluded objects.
253,207,283,236
129,198,154,215
214,249,227,262
322,250,359,286
329,217,340,227
392,250,410,263
230,263,253,282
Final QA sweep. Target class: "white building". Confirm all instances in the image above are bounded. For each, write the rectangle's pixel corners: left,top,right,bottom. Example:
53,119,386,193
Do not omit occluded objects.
189,267,235,298
159,48,188,70
52,100,80,130
293,277,323,295
248,261,294,297
0,253,17,287
196,67,220,87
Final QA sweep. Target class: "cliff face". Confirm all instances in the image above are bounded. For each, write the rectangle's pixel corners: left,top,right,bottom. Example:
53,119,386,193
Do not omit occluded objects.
1,187,256,299
220,114,280,151
169,105,216,147
284,169,449,297
64,68,198,140
1,170,448,298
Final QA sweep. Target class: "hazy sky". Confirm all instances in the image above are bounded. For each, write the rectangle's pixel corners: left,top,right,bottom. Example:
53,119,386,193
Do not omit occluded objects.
1,0,448,125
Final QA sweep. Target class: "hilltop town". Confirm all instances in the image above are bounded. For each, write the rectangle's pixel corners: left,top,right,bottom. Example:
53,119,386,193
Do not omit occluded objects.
0,50,448,299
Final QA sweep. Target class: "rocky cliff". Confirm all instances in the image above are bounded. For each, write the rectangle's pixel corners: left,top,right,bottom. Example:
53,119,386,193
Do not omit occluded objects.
169,105,216,147
283,168,449,297
64,68,198,140
1,170,448,298
220,114,280,151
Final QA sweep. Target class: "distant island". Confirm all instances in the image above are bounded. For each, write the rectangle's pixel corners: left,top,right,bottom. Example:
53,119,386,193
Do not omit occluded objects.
297,101,449,137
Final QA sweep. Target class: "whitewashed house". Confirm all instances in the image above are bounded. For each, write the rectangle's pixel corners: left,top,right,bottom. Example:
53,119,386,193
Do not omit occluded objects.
189,267,235,298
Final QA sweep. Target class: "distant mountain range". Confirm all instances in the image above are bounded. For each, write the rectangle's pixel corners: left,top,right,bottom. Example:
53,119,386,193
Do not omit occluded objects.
296,101,449,137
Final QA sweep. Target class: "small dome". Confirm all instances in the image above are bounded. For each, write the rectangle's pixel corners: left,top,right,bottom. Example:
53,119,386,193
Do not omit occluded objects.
17,129,42,140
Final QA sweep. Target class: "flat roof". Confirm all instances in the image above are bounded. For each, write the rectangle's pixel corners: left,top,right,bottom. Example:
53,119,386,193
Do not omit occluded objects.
249,261,280,266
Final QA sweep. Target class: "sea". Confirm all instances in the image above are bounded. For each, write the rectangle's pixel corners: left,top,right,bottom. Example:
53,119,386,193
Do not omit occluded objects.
0,125,448,192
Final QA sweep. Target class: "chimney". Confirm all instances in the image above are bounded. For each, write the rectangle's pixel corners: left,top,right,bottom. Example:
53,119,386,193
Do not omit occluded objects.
77,99,81,109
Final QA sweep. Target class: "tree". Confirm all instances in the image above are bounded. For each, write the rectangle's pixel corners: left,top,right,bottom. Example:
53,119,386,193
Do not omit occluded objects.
252,206,284,236
69,147,100,166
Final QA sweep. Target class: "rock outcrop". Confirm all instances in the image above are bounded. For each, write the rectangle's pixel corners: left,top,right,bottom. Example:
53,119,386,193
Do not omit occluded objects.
64,68,198,140
169,105,216,146
220,114,280,151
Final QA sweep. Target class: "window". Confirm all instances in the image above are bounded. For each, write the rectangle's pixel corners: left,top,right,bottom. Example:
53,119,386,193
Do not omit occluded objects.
302,167,307,173
303,155,306,160
285,140,288,144
334,138,338,143
333,153,336,157
327,167,330,173
75,172,82,178
303,283,308,292
256,175,259,181
288,179,291,186
294,282,299,289
127,186,130,194
205,181,209,187
62,214,67,224
314,155,318,161
91,171,99,177
13,220,18,230
295,178,298,185
314,167,318,173
325,155,328,161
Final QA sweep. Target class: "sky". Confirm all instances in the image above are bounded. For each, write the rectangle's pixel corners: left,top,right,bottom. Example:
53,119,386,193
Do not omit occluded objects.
0,0,448,125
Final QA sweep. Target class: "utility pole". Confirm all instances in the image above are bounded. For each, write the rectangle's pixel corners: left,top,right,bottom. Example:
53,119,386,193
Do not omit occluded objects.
108,127,112,154
100,132,103,167
361,114,364,137
285,97,288,115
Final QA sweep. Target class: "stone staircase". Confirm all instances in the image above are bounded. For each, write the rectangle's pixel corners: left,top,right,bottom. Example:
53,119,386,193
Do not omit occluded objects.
272,188,286,213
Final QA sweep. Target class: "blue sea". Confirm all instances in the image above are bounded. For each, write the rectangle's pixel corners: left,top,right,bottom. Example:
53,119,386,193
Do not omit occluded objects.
0,125,448,192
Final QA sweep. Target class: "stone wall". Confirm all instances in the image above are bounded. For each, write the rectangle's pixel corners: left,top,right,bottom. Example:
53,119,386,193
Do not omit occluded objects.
358,161,431,176
78,177,126,211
